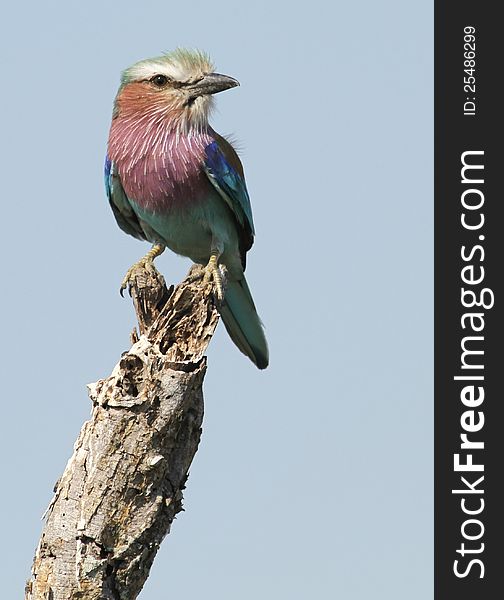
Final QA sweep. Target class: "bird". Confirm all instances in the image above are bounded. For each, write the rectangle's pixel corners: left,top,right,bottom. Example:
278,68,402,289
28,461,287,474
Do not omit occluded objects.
105,49,269,369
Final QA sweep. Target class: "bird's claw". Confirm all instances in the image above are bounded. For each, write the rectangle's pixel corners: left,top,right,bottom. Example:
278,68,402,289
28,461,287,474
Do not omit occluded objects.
120,259,155,296
203,260,224,301
120,245,165,296
187,256,225,301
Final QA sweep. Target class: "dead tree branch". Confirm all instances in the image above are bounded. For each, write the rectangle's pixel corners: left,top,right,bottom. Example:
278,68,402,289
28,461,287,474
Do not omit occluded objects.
25,266,221,600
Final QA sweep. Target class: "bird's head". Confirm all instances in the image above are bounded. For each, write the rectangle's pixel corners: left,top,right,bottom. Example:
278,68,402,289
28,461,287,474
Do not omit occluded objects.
113,49,239,131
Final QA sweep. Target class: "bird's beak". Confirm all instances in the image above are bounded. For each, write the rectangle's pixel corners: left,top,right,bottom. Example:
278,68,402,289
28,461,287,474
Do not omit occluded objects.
187,73,240,97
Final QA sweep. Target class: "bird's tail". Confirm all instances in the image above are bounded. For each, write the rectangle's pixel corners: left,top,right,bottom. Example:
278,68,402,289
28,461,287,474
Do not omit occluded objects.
220,275,269,369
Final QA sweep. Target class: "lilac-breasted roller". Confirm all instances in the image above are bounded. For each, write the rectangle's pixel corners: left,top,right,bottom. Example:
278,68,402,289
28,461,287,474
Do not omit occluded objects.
105,49,268,369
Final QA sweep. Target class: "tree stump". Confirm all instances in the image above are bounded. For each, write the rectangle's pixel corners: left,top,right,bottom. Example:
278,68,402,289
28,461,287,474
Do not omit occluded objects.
25,266,222,599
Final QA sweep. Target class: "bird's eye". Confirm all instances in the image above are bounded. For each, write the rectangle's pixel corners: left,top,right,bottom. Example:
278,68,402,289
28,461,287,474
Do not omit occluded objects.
151,74,169,87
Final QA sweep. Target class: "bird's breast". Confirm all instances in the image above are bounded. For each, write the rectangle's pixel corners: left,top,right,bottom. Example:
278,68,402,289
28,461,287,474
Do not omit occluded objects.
108,118,214,214
119,153,210,214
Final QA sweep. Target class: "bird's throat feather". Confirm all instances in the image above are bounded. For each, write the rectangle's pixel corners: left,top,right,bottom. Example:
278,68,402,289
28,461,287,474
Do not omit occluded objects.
108,101,213,214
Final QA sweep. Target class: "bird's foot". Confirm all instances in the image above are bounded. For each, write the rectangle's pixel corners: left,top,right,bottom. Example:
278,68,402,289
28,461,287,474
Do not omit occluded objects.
203,253,224,301
120,244,165,297
187,253,225,301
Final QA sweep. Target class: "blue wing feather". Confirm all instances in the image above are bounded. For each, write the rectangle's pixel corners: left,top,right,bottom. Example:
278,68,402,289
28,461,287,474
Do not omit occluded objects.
105,155,145,240
104,155,112,197
204,140,255,238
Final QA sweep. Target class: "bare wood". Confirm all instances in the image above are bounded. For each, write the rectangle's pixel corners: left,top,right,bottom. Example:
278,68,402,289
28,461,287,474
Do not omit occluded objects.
26,266,222,600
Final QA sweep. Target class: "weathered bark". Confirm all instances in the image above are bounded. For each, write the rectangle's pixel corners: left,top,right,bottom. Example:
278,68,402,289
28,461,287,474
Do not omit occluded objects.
25,266,222,600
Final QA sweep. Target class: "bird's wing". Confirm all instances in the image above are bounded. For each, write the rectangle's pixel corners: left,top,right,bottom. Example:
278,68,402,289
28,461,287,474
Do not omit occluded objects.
203,135,255,260
105,155,146,240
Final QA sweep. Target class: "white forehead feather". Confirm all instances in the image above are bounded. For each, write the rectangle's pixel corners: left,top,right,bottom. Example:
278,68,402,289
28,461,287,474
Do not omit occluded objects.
122,48,214,84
